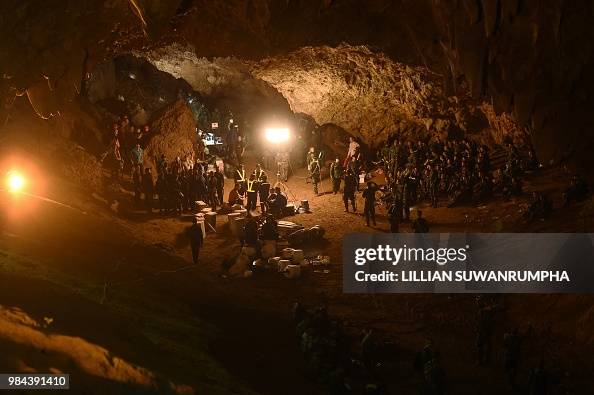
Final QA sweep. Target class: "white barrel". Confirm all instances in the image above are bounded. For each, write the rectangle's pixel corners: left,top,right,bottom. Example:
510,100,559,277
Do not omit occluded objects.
268,256,281,266
285,265,301,279
281,248,294,259
292,249,304,263
278,259,291,272
201,207,212,213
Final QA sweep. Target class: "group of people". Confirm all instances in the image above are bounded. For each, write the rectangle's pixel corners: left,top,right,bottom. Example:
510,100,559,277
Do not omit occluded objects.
291,302,444,395
378,138,531,219
100,115,153,182
228,164,288,217
290,299,551,395
150,156,226,214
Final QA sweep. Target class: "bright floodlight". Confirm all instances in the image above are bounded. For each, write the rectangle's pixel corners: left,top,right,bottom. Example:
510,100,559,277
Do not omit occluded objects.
6,170,26,193
265,127,290,144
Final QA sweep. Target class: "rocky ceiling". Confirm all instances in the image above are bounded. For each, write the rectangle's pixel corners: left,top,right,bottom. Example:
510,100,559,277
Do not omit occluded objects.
1,0,594,166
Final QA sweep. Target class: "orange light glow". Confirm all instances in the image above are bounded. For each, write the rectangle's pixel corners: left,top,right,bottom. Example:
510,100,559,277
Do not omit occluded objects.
6,170,26,193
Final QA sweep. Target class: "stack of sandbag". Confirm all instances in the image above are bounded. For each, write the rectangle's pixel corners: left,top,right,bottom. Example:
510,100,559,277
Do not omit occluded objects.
281,248,294,259
268,256,281,270
278,259,291,272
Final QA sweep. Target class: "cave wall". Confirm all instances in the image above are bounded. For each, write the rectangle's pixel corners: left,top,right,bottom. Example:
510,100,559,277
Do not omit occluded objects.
1,0,594,168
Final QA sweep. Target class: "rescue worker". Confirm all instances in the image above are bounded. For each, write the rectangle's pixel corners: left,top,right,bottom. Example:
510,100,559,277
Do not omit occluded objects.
276,152,289,182
411,209,429,233
186,216,204,264
142,168,154,213
362,181,377,226
130,143,144,174
310,157,321,195
330,158,343,194
388,197,401,232
343,170,357,212
132,167,142,207
258,175,271,214
245,174,259,212
252,163,267,182
214,167,225,206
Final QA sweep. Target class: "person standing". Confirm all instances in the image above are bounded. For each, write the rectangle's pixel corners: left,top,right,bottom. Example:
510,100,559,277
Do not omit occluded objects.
245,174,259,211
261,215,279,241
330,158,343,194
205,171,217,209
310,158,321,195
142,168,155,213
252,163,266,182
276,152,289,182
132,167,142,207
344,136,360,167
258,174,271,214
362,181,377,226
388,198,401,232
411,209,429,233
214,168,225,206
187,216,204,264
130,143,144,174
343,170,357,212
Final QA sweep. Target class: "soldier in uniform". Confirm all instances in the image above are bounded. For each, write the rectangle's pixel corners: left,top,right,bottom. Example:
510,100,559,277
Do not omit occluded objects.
258,175,271,214
362,181,377,226
388,195,402,232
429,164,440,208
329,158,343,194
310,157,321,195
306,147,316,180
142,168,155,213
276,152,290,182
343,170,357,212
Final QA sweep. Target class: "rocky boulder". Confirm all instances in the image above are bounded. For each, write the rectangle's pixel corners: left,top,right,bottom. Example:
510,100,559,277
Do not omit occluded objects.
143,99,197,170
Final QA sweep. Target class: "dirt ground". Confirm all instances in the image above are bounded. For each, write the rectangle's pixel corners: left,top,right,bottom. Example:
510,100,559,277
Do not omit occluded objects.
1,154,594,394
